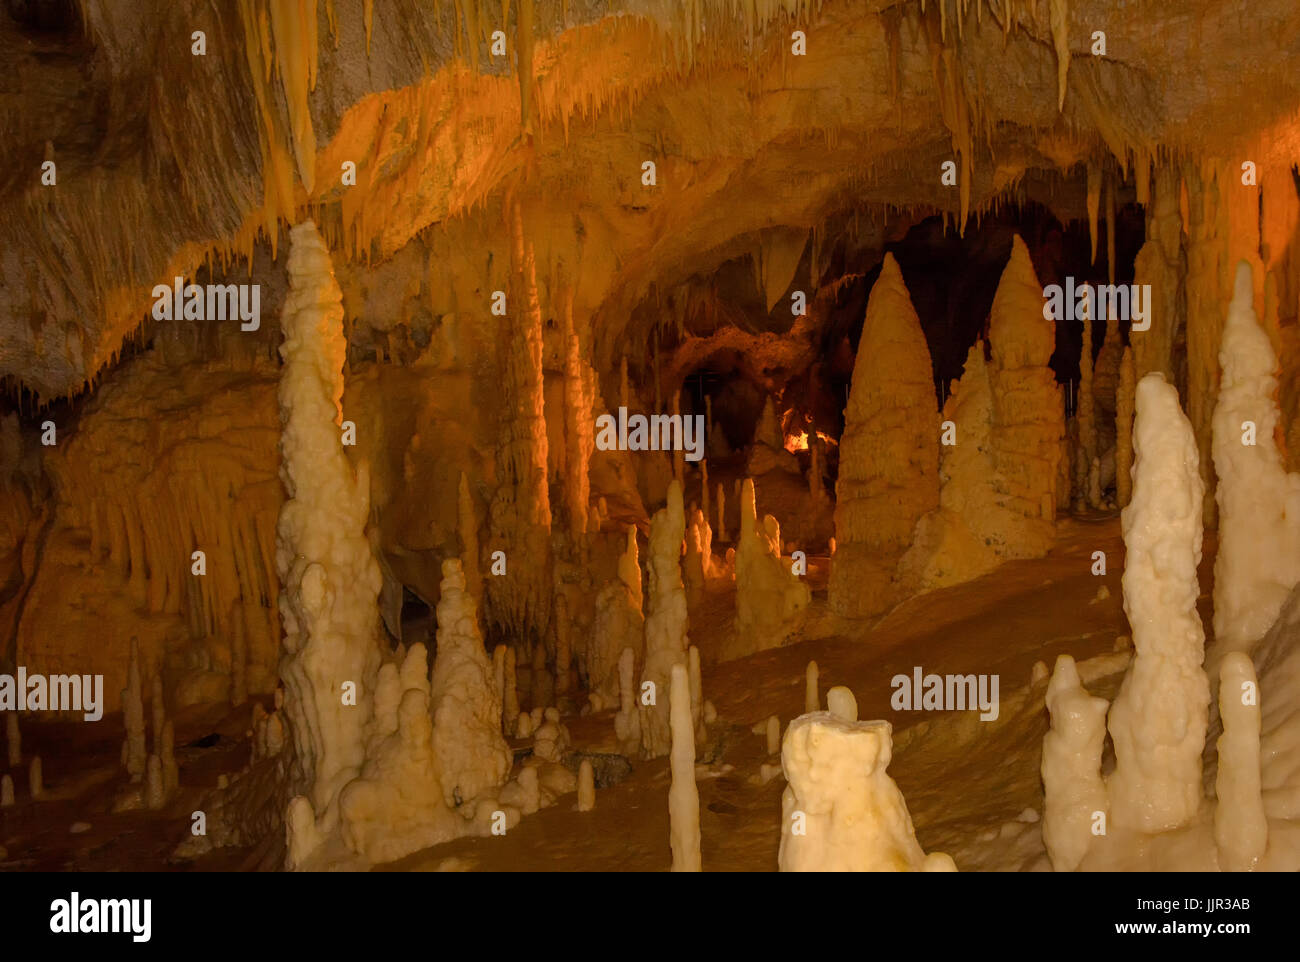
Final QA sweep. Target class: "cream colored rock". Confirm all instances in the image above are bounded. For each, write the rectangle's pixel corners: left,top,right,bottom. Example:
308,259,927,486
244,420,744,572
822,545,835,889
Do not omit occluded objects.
779,714,951,871
276,220,383,849
826,686,857,722
1211,262,1300,668
588,526,644,704
1107,374,1209,833
830,253,939,619
577,759,595,812
765,715,781,756
613,646,641,753
1214,652,1267,871
429,559,512,808
1041,655,1109,872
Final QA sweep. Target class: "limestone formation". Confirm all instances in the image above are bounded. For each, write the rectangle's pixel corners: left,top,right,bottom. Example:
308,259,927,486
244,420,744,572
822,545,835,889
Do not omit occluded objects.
1116,347,1136,507
830,253,938,619
668,663,701,871
734,479,810,653
640,480,690,758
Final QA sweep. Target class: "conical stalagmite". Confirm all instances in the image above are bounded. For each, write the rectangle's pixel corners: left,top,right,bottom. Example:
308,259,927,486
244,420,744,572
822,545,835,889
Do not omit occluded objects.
668,663,701,871
640,480,690,759
1214,652,1267,872
986,236,1063,556
830,253,939,619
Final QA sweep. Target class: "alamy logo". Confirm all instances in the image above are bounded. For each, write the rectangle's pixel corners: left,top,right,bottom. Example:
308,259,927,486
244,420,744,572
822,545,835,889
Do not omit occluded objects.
1042,277,1151,331
151,276,260,331
891,666,1000,721
595,406,705,462
50,893,151,942
0,668,103,721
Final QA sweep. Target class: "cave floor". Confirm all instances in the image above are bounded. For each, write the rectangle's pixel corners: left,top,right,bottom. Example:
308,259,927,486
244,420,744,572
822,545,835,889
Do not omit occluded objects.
1,515,1221,872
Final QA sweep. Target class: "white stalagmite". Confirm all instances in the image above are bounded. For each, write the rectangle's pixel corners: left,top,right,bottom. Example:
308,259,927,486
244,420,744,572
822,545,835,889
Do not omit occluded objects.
826,686,857,721
276,220,383,848
577,758,595,812
1116,347,1135,507
1041,655,1109,872
734,479,810,651
122,638,145,782
5,711,18,768
779,714,951,871
640,480,690,758
805,661,819,713
830,253,939,618
1211,261,1300,665
429,559,512,808
1106,373,1209,832
0,774,12,807
1214,652,1267,871
668,663,701,871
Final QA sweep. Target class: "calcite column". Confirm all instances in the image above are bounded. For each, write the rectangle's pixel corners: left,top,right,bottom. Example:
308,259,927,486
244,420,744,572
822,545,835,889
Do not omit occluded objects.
986,236,1063,556
1106,373,1209,832
829,253,939,619
486,196,553,645
640,480,689,758
276,220,382,832
1210,262,1300,665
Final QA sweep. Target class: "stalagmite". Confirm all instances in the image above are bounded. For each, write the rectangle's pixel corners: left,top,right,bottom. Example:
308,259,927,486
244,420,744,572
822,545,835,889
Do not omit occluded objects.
830,253,938,618
1107,374,1209,832
735,479,810,652
668,663,701,872
161,720,178,794
503,647,519,732
1116,347,1135,507
458,472,482,602
640,480,690,758
1041,655,1109,872
688,644,703,737
122,638,145,782
1075,303,1097,505
231,600,248,707
144,755,163,810
589,525,644,704
486,197,553,647
276,220,383,857
805,661,819,713
577,759,595,812
716,482,727,542
987,238,1063,554
1211,262,1300,665
779,715,950,871
151,674,165,757
4,711,18,768
613,647,641,752
0,774,12,808
826,686,857,722
1215,652,1267,871
562,293,595,541
429,560,512,808
29,755,42,800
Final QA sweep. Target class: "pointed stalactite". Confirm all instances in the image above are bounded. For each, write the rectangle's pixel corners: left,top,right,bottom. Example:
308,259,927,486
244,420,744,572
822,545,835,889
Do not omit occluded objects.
1049,0,1070,110
268,0,319,194
1086,164,1101,265
516,0,535,131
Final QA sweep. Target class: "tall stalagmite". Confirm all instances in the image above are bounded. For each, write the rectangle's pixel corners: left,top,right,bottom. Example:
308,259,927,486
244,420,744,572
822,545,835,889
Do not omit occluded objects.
734,478,810,652
829,253,938,619
986,236,1063,556
486,196,553,645
1107,374,1209,833
276,220,383,850
640,480,690,758
1211,262,1300,666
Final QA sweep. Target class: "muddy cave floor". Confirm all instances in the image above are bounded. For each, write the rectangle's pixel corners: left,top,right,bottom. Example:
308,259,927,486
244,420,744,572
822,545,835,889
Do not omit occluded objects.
2,515,1185,872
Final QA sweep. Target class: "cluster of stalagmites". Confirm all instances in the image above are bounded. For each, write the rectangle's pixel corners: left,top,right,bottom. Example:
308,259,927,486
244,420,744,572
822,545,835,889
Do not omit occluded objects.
1040,263,1300,871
